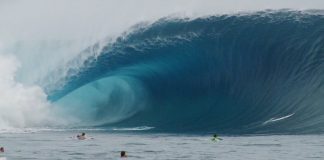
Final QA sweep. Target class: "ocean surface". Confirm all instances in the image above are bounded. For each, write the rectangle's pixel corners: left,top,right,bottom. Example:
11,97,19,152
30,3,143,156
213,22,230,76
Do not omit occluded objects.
0,130,323,160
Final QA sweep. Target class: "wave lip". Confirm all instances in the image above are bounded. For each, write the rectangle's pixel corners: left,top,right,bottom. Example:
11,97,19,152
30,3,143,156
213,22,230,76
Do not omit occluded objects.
50,10,324,134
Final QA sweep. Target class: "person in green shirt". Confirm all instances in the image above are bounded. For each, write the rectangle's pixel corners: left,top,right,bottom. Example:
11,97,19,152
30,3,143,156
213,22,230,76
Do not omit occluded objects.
212,134,223,142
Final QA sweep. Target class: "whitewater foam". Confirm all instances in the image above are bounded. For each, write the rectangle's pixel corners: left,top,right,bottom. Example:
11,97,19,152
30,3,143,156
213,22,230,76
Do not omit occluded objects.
0,54,55,129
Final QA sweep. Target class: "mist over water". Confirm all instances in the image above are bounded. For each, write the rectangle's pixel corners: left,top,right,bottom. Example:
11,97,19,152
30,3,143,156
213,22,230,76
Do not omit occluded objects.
0,0,324,133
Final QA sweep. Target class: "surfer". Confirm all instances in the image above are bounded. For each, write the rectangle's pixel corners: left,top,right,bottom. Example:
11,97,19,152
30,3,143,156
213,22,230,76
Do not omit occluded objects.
0,147,5,160
77,133,86,140
120,151,127,158
212,134,223,142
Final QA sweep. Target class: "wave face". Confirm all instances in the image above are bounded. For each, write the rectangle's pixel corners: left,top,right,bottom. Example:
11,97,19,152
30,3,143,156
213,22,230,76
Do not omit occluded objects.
50,10,324,134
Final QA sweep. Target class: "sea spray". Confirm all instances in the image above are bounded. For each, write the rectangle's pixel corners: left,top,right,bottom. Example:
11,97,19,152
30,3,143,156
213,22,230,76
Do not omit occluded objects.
0,54,54,128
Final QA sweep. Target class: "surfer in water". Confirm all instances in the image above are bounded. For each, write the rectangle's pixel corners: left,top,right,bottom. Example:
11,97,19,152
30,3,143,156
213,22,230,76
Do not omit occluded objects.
77,133,86,140
212,134,223,142
0,147,5,160
120,151,127,158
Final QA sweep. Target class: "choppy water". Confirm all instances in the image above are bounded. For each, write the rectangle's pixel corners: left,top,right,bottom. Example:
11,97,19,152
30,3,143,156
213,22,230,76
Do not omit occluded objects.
0,131,323,159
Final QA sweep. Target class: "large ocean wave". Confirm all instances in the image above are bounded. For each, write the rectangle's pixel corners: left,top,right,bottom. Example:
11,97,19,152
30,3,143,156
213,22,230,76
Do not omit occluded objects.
27,10,324,134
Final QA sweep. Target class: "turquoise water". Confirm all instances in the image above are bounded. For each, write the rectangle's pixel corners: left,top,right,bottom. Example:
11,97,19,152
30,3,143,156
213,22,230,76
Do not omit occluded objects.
0,130,323,159
50,11,324,134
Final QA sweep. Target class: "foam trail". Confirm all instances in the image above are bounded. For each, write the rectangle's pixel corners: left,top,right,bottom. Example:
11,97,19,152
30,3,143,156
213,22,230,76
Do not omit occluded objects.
112,126,155,131
263,113,295,125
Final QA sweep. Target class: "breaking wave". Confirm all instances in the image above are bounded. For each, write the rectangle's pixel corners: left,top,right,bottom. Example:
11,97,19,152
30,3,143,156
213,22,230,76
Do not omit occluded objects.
5,10,324,134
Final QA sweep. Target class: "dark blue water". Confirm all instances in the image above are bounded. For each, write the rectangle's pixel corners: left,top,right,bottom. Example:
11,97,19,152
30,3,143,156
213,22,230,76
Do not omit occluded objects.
48,10,324,134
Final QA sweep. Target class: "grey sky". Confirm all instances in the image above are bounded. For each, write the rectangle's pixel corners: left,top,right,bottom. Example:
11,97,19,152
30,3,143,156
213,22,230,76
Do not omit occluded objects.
1,0,323,40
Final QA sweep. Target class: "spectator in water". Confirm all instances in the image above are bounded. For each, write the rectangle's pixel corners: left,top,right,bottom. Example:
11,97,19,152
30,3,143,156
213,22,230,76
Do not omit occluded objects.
120,151,127,158
77,133,86,140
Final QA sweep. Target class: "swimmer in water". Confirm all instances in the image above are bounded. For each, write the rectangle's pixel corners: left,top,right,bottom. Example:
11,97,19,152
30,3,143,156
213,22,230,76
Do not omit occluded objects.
120,151,127,158
77,133,86,140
